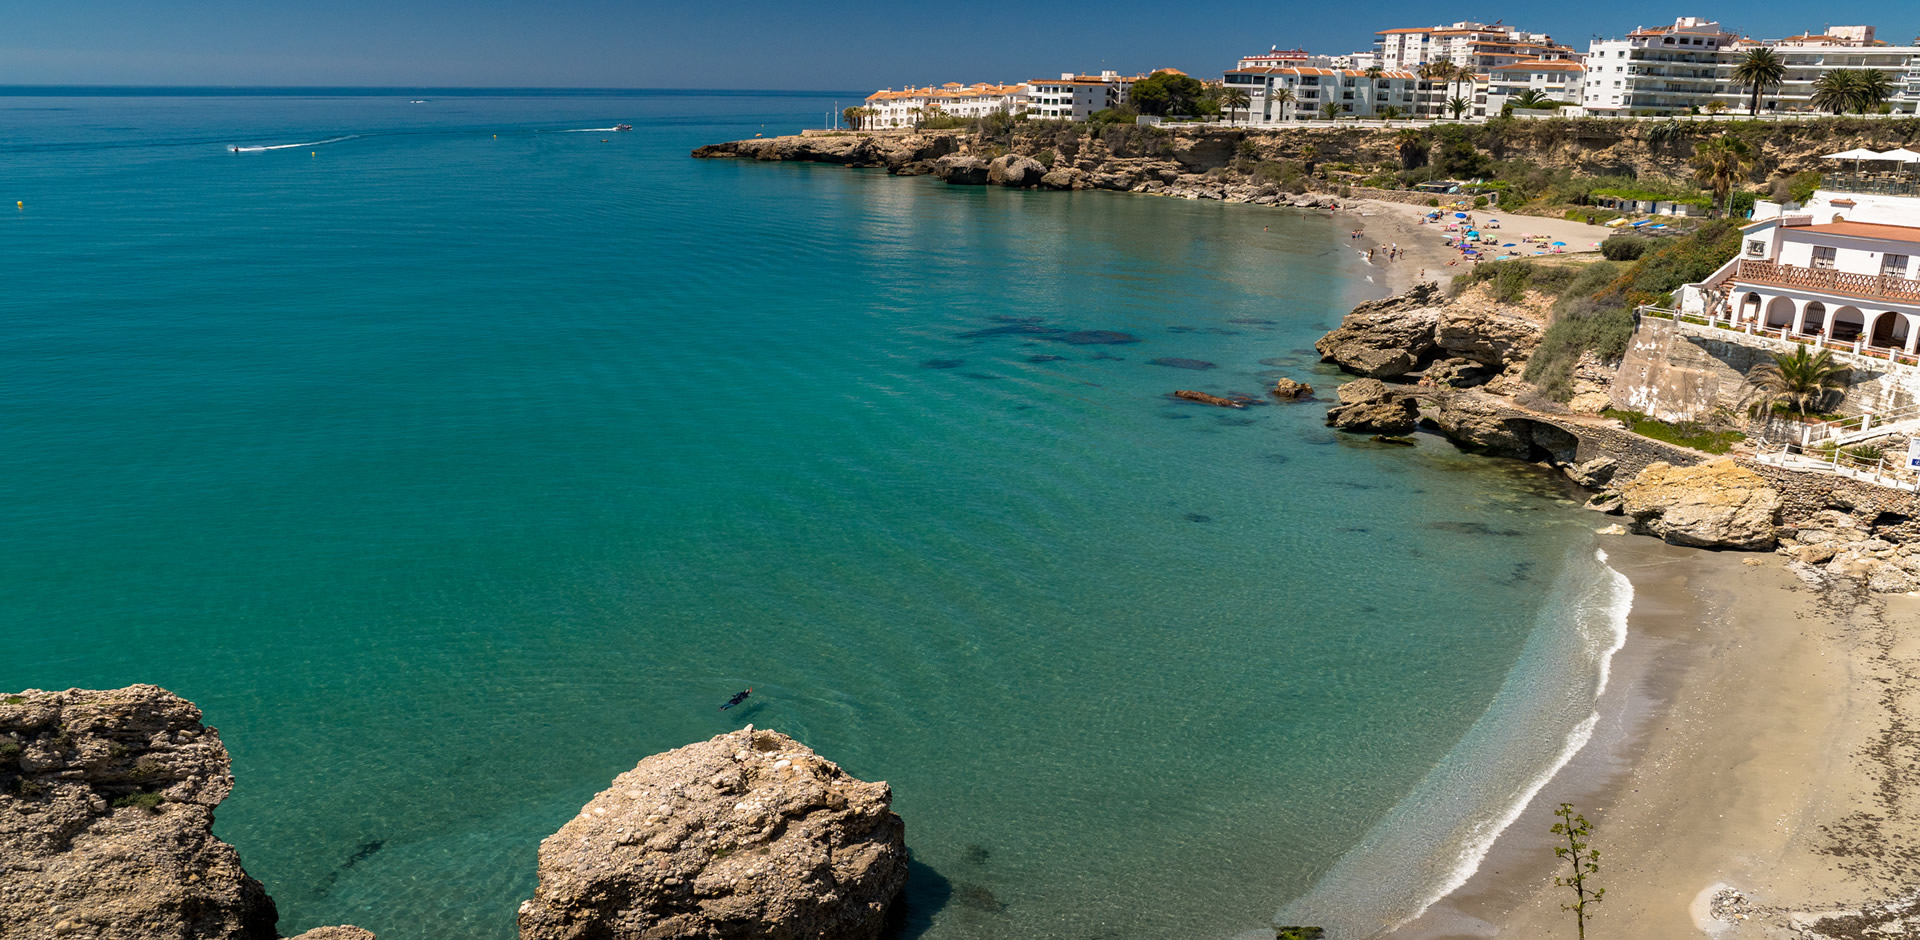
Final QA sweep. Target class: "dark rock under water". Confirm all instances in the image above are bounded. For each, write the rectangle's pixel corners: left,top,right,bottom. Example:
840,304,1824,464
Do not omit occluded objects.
1054,330,1140,346
921,359,964,369
1149,358,1217,370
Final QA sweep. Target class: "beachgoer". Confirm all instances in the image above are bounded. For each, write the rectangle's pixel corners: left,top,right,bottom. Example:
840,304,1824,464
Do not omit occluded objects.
720,687,753,711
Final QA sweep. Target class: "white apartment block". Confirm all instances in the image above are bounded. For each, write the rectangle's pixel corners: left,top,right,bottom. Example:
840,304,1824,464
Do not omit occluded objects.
1481,59,1586,115
1238,48,1313,69
1585,19,1920,114
1373,22,1570,72
1024,71,1147,120
863,83,1029,128
1222,67,1420,123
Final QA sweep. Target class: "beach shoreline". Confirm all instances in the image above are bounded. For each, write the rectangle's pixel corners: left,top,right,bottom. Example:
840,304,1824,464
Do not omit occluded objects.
1389,536,1920,939
1330,198,1617,294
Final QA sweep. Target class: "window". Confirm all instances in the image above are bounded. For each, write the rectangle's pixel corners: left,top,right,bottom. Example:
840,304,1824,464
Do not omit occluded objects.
1812,246,1838,269
1747,239,1766,257
1884,254,1910,277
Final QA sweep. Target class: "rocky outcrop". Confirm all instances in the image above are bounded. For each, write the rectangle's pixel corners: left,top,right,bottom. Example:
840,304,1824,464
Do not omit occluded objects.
517,727,907,940
0,686,285,940
1325,379,1418,434
1315,284,1442,379
1425,394,1579,462
987,154,1046,188
1620,458,1783,550
1270,378,1314,400
1038,167,1087,190
692,133,959,172
1435,294,1545,368
933,154,991,186
1774,509,1920,593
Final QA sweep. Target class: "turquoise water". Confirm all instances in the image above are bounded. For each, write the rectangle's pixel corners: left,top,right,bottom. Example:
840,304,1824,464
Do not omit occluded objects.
1,91,1608,939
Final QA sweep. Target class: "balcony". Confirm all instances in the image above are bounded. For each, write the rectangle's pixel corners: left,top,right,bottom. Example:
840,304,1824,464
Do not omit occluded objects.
1819,172,1920,196
1733,258,1920,302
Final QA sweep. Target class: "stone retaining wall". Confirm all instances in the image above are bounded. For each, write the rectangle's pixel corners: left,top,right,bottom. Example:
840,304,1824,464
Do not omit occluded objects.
1742,462,1920,539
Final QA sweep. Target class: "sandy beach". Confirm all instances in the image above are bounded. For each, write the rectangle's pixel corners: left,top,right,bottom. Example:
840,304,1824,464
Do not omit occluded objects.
1332,199,1618,293
1393,536,1920,939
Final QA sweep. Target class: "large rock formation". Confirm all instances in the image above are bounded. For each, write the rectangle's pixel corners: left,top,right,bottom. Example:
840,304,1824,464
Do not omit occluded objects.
517,727,907,940
1314,284,1442,379
1425,394,1579,462
0,686,281,940
691,133,959,171
1620,459,1783,550
1434,290,1546,368
932,154,991,186
986,154,1045,188
1325,379,1418,434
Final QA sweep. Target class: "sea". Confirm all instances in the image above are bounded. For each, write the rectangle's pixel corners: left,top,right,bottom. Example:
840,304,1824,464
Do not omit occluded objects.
0,89,1631,940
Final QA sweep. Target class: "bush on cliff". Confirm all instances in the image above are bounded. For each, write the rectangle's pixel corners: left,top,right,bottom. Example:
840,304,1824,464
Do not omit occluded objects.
1600,236,1653,261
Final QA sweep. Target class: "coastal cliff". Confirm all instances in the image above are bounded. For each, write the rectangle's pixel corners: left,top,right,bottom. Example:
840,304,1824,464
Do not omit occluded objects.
695,118,1920,204
2,688,905,940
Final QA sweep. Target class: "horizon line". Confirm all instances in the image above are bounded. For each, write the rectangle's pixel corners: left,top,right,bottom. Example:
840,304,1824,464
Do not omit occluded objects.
0,84,872,96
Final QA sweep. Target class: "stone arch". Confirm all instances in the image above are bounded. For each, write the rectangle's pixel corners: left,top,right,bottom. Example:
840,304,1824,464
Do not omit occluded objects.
1869,311,1912,349
1764,295,1797,328
1832,213,1847,223
1832,305,1866,341
1800,300,1828,334
1738,291,1762,323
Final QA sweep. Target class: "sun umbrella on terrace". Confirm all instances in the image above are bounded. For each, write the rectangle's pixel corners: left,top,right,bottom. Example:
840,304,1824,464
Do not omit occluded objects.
1878,147,1920,162
1823,147,1888,174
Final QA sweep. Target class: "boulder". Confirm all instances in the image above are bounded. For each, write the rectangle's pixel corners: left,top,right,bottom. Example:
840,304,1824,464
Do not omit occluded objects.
1270,378,1314,400
1422,358,1494,389
286,930,377,940
1619,459,1782,550
1038,167,1086,190
0,686,281,940
1314,283,1442,379
987,154,1046,188
517,727,907,940
1325,379,1418,435
1436,301,1544,368
1426,395,1576,462
1564,456,1618,489
932,154,991,186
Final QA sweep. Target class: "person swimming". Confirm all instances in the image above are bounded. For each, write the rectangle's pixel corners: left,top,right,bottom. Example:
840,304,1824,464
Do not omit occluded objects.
720,687,752,710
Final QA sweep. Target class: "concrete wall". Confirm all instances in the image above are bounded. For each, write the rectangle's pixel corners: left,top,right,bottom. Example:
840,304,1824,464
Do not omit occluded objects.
1611,318,1920,423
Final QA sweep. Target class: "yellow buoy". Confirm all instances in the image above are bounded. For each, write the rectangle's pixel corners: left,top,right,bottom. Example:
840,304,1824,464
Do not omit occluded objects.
14,201,20,209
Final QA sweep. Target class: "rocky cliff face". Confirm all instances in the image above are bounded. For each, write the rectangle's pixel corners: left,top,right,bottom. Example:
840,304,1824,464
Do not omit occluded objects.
0,685,282,940
517,727,907,940
1314,283,1443,379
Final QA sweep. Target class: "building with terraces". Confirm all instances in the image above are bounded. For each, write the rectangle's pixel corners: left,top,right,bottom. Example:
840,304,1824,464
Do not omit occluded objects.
1222,67,1421,123
1584,19,1920,115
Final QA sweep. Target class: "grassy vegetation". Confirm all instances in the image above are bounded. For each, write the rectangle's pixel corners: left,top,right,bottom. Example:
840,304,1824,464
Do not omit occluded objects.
111,791,165,813
0,740,21,762
1450,223,1744,400
1603,409,1747,453
3,696,22,705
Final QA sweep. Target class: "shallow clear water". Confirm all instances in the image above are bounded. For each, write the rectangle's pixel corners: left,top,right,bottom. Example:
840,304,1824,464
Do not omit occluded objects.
1,91,1603,939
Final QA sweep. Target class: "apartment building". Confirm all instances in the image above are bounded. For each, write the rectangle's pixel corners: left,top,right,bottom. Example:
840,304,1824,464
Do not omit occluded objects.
864,83,1029,128
1373,21,1571,72
1222,67,1420,123
1482,59,1586,115
1585,19,1920,114
1024,71,1142,120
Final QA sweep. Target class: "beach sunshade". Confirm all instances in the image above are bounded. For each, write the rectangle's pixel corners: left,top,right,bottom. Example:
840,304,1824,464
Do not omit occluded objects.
1455,212,1467,218
1823,148,1886,160
1879,147,1920,162
1503,243,1515,247
1631,220,1650,227
1551,241,1566,246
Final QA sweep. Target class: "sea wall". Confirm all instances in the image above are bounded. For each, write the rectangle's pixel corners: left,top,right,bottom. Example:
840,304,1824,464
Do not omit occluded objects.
1614,318,1920,424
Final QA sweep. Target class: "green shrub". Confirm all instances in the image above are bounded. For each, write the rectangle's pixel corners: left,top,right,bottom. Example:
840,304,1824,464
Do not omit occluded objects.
1600,236,1652,261
1277,930,1326,940
1473,195,1489,208
2,696,22,705
1427,198,1440,207
0,740,21,762
1035,149,1056,169
1602,409,1745,453
111,791,165,813
1847,444,1885,461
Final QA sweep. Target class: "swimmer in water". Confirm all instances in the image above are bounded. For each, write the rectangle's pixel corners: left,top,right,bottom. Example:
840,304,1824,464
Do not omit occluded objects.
720,687,753,711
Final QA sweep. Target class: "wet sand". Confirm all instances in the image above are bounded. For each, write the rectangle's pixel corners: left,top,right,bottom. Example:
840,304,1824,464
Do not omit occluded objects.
1393,536,1920,939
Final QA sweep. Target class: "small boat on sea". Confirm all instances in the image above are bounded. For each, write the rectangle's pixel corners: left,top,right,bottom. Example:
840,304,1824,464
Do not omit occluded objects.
613,124,633,132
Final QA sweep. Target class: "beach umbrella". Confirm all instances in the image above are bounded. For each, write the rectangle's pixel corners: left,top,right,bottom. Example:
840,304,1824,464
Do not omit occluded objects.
1822,148,1885,160
1503,243,1515,247
1880,147,1920,163
1551,241,1566,246
1455,212,1468,218
1631,219,1651,227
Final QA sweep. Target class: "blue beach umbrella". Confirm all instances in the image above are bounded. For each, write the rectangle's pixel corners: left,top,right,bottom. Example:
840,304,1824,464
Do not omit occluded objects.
1551,241,1566,246
1455,212,1468,218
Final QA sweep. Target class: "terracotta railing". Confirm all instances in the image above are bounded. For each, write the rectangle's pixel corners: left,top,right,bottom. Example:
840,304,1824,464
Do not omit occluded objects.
1734,259,1920,302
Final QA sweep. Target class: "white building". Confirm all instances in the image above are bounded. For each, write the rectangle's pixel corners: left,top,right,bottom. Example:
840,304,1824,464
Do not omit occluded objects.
1585,20,1920,114
1223,67,1420,123
1482,59,1586,115
1238,48,1313,69
863,83,1029,128
1024,70,1148,120
1373,22,1571,73
1686,182,1920,354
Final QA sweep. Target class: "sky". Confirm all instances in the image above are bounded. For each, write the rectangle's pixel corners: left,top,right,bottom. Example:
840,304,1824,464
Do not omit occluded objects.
4,0,1915,90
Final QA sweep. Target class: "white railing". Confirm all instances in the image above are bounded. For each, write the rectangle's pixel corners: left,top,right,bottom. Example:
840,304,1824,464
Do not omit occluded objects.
1637,306,1920,369
1752,438,1919,491
1808,402,1920,447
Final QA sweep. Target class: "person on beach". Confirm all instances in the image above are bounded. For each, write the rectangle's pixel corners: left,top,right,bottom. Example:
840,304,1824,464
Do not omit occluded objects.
720,687,752,710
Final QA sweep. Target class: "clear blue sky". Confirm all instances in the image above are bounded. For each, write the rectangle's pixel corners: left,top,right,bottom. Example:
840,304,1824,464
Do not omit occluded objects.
5,1,1913,90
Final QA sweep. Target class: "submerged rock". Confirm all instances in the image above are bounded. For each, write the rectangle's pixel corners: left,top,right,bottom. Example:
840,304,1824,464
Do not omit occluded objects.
517,727,907,940
0,685,283,940
1324,379,1417,435
1270,378,1314,400
1620,459,1782,550
1174,390,1245,408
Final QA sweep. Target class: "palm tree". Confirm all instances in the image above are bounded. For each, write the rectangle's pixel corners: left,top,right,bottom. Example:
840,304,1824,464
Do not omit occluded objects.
1731,48,1786,116
1319,100,1342,121
1446,96,1471,120
1690,135,1755,217
1395,128,1429,169
1743,347,1850,418
1363,65,1386,81
1298,142,1319,174
1856,69,1895,112
1270,86,1296,121
1380,105,1405,123
1221,88,1251,126
1510,89,1553,110
1812,70,1864,115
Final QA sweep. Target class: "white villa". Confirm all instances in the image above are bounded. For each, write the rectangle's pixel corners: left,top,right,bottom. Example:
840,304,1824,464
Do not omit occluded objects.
1683,164,1920,357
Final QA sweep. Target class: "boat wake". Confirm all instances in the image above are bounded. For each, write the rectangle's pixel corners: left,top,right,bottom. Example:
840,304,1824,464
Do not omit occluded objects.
228,135,359,153
1272,546,1633,938
558,127,621,133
